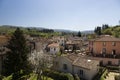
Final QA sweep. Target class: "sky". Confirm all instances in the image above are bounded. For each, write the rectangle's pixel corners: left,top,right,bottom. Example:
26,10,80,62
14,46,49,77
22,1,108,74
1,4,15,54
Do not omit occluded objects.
0,0,120,31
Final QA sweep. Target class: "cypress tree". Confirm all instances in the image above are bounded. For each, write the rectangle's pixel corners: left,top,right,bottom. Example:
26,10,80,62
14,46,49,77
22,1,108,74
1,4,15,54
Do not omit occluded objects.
77,31,81,37
3,28,31,79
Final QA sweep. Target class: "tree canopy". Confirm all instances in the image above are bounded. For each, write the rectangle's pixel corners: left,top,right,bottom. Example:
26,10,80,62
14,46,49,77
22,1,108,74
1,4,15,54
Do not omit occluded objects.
77,31,81,37
94,26,101,35
3,28,32,79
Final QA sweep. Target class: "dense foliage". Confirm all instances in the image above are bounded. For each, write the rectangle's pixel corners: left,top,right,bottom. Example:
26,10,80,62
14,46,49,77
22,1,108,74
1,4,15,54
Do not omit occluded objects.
94,26,101,35
94,24,120,38
92,68,108,80
3,28,32,80
102,25,120,37
77,31,81,37
0,25,60,37
43,69,74,80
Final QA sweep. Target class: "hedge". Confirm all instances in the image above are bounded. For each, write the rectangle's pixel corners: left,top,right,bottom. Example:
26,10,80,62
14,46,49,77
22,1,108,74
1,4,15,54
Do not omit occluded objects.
92,67,108,80
106,66,119,70
43,69,74,80
100,69,108,80
74,74,80,80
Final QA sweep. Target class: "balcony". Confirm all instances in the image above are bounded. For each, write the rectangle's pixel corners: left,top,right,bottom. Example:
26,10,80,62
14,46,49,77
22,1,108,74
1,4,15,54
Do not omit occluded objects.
93,53,120,59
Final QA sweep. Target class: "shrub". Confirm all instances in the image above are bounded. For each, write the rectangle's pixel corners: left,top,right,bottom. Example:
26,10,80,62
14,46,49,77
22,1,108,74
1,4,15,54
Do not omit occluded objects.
74,74,80,80
43,69,74,80
0,75,4,80
66,73,74,80
106,66,119,70
100,69,108,80
92,67,107,80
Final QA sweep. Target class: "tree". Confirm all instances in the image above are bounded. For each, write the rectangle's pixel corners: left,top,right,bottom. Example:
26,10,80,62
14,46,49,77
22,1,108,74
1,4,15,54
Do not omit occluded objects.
102,24,109,30
103,29,112,35
29,48,53,80
3,28,32,79
94,26,101,35
77,31,81,37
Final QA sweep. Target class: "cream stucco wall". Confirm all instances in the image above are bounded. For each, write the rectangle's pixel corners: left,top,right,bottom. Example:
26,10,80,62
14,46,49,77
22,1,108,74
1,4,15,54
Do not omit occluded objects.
73,65,98,80
54,56,99,80
57,57,73,73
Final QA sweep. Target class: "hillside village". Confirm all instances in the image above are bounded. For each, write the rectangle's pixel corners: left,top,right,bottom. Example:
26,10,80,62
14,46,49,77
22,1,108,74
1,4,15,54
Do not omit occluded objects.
0,25,120,80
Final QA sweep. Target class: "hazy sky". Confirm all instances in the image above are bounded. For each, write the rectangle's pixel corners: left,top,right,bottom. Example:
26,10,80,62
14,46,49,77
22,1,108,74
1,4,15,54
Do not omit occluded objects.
0,0,120,31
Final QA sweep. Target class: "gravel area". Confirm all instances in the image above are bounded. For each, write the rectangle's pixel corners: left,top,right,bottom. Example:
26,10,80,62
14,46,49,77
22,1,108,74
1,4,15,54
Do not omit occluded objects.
105,72,119,80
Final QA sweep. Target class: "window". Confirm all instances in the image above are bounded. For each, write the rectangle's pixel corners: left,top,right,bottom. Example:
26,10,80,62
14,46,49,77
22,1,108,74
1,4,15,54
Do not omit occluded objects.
79,69,83,76
100,61,103,66
112,50,116,55
63,64,67,70
108,61,112,65
112,42,116,46
103,42,106,46
102,48,106,54
119,60,120,65
54,48,56,51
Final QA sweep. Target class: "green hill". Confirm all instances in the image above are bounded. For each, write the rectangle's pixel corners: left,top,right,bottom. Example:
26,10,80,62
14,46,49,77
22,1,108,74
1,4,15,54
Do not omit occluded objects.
0,25,60,37
102,25,120,38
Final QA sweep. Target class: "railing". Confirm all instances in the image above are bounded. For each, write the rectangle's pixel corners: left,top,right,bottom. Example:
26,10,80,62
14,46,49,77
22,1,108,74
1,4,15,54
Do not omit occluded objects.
93,54,120,59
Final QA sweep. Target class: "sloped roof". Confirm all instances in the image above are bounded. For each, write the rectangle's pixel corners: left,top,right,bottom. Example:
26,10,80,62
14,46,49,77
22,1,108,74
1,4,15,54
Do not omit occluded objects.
0,35,9,45
65,54,78,62
72,58,99,70
95,36,120,41
63,54,99,70
48,43,59,48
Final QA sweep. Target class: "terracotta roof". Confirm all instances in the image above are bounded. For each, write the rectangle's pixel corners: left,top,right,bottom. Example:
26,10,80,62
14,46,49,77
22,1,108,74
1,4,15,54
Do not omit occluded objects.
95,36,120,41
0,35,9,45
68,36,82,40
66,41,74,44
48,43,59,48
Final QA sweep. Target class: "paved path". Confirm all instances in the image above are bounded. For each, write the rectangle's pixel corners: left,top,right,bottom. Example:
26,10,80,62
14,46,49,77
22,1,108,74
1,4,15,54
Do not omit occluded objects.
105,72,119,80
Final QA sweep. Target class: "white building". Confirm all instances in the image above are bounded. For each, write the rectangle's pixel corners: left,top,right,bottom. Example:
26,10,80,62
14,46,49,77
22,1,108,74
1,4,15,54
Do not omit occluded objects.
47,43,60,54
53,54,99,80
